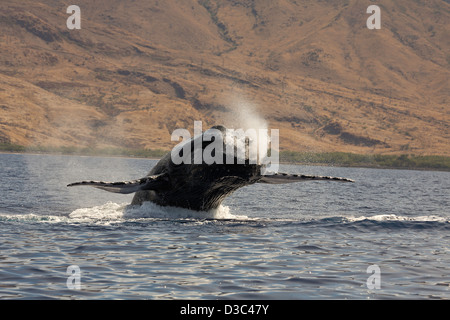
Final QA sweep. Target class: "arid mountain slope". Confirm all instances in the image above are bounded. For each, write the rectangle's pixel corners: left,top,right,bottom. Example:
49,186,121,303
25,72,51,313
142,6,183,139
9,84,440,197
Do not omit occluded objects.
0,0,449,155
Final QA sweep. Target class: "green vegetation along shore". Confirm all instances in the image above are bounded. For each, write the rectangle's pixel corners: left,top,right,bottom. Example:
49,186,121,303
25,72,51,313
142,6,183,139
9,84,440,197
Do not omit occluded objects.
279,151,450,171
1,143,449,171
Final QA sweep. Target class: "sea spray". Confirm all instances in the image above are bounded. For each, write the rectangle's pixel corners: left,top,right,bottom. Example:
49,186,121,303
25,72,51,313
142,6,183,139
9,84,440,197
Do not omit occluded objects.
68,201,250,224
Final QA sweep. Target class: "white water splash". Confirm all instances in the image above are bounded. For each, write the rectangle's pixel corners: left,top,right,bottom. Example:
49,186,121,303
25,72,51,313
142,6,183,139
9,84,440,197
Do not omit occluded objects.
345,214,448,223
69,202,127,223
68,201,249,224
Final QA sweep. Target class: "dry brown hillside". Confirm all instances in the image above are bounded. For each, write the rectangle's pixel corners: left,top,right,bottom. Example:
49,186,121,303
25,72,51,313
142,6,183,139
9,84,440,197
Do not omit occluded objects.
0,0,449,155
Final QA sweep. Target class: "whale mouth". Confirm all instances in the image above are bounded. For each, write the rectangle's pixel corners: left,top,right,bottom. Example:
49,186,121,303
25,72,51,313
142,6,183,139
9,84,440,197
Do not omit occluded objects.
188,163,263,184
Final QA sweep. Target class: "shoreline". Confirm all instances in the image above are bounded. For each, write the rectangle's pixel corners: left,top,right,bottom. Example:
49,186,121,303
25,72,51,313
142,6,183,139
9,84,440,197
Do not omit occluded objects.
1,145,449,172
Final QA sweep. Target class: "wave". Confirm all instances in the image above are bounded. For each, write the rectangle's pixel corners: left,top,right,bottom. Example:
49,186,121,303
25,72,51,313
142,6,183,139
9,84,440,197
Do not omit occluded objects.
310,213,450,231
0,204,447,229
344,214,449,223
0,213,67,223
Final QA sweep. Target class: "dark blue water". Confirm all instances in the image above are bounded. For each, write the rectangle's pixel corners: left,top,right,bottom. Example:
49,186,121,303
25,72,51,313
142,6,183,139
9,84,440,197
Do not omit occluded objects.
0,153,448,299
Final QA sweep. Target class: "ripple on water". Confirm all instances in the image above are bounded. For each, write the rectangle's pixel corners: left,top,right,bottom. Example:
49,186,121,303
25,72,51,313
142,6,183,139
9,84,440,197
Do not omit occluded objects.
0,155,449,299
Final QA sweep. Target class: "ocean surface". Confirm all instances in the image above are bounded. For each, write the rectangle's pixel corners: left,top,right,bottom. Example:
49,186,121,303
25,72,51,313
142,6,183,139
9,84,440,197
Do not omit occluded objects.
0,153,448,299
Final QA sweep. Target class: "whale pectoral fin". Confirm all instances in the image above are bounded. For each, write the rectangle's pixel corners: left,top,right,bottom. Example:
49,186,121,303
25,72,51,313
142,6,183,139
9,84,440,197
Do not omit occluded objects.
258,173,354,184
67,173,169,194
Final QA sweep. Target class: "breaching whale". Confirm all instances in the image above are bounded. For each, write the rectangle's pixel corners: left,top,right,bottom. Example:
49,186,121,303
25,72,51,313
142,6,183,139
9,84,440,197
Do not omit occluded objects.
68,125,354,211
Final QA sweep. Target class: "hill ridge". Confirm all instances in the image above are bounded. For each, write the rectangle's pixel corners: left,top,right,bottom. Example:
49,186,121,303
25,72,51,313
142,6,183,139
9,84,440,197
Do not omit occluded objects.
0,0,449,156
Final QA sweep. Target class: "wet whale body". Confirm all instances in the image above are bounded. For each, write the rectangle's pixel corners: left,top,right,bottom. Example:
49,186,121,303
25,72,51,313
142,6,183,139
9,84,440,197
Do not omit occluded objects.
68,125,354,211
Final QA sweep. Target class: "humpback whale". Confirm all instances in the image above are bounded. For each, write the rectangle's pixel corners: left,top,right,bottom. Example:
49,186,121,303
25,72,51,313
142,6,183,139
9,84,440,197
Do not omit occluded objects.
68,125,354,211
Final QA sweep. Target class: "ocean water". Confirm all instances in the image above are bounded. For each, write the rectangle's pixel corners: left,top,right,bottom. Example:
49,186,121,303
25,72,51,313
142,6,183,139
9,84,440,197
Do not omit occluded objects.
0,153,448,299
